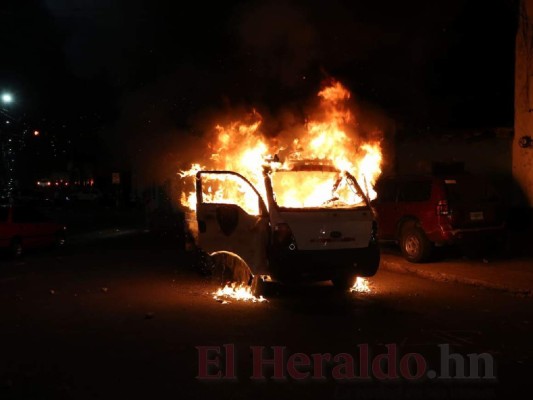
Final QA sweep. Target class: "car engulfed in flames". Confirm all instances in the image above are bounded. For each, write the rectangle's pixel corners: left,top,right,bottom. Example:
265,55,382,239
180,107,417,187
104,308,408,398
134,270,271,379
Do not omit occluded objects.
179,79,383,300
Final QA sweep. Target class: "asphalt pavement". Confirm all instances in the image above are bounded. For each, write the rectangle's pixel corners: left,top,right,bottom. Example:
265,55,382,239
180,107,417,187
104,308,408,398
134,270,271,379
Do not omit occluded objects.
379,241,533,297
0,231,532,399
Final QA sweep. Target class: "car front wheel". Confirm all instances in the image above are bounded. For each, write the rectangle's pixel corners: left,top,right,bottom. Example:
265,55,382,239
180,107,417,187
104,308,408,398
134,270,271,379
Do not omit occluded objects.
331,273,357,291
400,226,432,263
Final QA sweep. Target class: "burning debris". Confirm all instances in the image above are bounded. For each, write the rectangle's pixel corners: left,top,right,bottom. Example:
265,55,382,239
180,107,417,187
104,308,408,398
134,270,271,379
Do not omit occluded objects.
350,277,372,293
213,283,267,303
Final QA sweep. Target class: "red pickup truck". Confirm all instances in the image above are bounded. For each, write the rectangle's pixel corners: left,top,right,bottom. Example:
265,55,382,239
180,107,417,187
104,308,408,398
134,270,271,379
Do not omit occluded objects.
372,174,507,262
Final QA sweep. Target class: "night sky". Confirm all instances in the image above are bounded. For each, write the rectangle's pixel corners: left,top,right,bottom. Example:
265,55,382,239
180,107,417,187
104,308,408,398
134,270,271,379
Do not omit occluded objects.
0,0,518,184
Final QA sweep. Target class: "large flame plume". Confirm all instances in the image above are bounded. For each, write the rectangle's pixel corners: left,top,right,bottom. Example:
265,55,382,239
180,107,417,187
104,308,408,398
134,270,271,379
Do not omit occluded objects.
179,79,382,215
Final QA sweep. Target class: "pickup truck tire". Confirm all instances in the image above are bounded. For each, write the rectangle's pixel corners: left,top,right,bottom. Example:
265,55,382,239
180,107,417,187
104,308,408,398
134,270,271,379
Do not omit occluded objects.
400,226,431,263
357,243,381,276
331,273,356,291
192,250,215,276
251,274,267,297
211,252,252,286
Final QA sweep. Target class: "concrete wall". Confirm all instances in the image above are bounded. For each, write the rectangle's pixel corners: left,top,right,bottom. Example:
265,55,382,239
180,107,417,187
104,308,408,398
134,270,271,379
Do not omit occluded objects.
394,128,531,228
514,0,533,207
395,131,512,179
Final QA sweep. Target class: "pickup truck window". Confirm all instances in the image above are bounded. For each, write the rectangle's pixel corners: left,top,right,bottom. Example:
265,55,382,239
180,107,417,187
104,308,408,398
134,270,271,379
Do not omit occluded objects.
397,180,432,202
198,172,263,216
271,170,366,209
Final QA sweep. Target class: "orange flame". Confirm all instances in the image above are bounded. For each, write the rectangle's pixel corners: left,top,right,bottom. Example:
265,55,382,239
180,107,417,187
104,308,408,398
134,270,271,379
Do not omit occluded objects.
213,283,267,303
350,277,372,293
179,80,382,213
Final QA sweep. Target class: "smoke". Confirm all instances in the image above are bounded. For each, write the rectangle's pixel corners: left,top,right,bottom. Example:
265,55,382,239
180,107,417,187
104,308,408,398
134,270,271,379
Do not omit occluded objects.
42,0,398,190
108,71,395,193
234,0,318,87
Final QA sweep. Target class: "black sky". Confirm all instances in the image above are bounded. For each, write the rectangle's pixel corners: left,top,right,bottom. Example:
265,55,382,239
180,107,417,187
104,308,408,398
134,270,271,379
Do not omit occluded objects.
0,0,518,178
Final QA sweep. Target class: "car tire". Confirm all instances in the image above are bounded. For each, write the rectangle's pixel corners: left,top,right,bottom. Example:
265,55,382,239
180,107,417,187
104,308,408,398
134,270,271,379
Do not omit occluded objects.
400,226,432,263
210,252,252,287
10,238,23,258
251,274,267,297
192,250,215,276
331,273,356,291
358,243,381,277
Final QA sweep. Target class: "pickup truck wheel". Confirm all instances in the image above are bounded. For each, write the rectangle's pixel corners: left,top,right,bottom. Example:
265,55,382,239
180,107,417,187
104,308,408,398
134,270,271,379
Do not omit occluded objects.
400,226,431,263
331,273,356,291
192,250,215,276
211,252,252,287
251,274,267,297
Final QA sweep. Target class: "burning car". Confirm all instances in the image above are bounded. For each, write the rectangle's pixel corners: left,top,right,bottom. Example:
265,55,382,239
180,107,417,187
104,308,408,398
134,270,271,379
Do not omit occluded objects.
179,80,383,295
193,159,380,293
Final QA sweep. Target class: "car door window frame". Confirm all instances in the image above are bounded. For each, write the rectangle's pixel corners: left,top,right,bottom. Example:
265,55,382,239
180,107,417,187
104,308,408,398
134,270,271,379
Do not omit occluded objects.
195,170,268,216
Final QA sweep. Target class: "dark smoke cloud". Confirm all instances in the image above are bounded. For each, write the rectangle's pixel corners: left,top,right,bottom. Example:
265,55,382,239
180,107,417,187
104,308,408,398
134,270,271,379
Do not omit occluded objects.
234,0,318,87
39,0,513,188
102,0,402,186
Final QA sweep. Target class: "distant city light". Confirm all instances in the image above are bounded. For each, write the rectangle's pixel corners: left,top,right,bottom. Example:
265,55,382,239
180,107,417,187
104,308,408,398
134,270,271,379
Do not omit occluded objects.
1,93,13,104
36,180,52,187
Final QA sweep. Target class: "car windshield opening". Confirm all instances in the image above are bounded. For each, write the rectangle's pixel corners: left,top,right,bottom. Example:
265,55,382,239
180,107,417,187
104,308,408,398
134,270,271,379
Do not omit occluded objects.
271,169,367,209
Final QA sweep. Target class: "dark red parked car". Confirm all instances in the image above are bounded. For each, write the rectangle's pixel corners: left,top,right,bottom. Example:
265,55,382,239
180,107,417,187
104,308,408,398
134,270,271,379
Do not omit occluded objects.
371,174,507,262
0,205,66,257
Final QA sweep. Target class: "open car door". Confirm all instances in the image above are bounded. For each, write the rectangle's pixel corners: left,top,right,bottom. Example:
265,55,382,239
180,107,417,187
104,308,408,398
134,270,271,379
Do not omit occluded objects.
195,171,270,275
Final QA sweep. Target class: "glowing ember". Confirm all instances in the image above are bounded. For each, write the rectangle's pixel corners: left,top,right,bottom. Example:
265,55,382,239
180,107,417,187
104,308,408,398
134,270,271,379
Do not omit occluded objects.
213,283,267,303
179,79,383,213
350,277,372,293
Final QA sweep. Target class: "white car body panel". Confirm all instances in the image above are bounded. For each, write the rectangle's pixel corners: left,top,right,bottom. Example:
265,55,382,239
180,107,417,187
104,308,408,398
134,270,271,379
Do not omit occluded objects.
194,167,379,280
277,210,374,251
